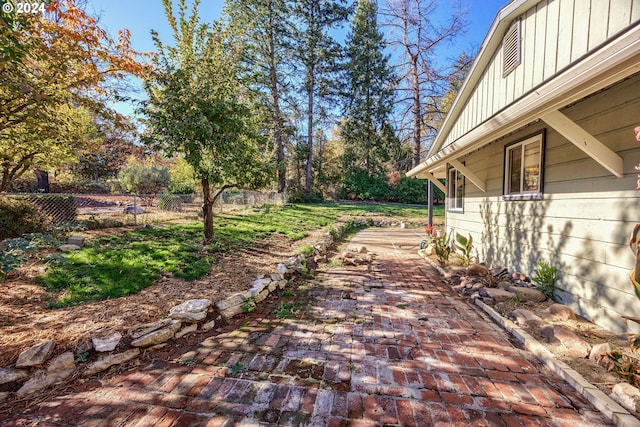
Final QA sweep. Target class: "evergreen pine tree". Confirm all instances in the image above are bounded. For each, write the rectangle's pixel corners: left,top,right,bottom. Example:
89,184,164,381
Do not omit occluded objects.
341,0,397,195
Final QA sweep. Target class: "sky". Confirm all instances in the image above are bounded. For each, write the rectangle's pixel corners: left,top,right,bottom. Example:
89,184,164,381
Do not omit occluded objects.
86,0,508,118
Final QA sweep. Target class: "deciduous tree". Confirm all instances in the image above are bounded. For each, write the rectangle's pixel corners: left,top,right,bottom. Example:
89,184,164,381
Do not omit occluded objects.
0,0,149,191
142,0,272,241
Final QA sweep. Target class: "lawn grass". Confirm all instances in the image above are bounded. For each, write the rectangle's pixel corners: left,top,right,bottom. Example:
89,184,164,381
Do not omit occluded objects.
38,202,442,308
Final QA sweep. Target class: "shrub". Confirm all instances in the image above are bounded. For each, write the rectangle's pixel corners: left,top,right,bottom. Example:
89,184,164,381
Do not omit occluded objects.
340,169,389,201
167,182,195,195
389,176,428,204
287,183,324,203
119,165,170,194
532,261,558,300
0,197,51,239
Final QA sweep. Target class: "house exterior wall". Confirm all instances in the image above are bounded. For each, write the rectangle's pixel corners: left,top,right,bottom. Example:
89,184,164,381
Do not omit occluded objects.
443,0,640,150
446,74,640,333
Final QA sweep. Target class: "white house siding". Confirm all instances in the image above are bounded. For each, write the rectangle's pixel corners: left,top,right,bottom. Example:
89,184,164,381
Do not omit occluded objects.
446,74,640,333
442,0,640,150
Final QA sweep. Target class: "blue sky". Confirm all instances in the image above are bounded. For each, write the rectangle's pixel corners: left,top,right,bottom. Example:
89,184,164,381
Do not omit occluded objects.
87,0,507,117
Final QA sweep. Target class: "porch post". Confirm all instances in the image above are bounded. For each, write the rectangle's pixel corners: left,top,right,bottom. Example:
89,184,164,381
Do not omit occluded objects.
427,180,433,226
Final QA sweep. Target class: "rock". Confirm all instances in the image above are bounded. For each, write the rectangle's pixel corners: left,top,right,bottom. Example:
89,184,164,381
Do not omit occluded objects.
48,352,75,374
508,286,546,303
250,279,271,297
589,342,614,366
270,274,282,282
131,320,181,347
480,287,516,302
353,245,368,254
67,236,85,247
0,368,29,385
16,340,56,368
540,325,559,343
92,331,122,352
497,281,512,290
217,293,249,312
200,320,215,332
148,344,168,351
84,349,140,376
254,289,270,304
0,392,8,403
17,352,75,397
169,299,211,322
268,281,278,292
546,304,576,320
58,244,81,252
129,318,174,339
278,280,287,290
512,272,530,282
490,267,508,278
276,264,288,276
468,264,490,277
541,325,591,358
511,309,543,327
612,382,640,413
175,324,198,339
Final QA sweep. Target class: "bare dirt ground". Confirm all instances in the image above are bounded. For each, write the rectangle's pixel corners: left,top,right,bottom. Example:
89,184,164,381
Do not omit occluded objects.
0,225,327,369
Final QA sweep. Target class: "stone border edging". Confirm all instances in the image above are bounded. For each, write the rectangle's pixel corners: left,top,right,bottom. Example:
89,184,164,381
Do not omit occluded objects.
418,251,640,426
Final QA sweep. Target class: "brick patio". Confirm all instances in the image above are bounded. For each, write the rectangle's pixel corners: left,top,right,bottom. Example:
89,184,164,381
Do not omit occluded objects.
0,228,613,426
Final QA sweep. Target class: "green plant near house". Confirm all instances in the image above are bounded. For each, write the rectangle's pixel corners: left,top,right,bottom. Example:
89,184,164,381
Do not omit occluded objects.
454,232,474,266
432,230,453,266
532,261,558,300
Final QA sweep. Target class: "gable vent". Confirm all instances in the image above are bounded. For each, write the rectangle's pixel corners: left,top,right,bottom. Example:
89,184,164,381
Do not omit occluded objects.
502,19,521,77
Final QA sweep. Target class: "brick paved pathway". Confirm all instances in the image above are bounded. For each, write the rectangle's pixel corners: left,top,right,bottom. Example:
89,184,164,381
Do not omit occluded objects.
1,228,613,426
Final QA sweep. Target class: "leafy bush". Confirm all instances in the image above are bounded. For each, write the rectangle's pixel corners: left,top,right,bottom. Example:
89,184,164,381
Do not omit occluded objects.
532,261,558,300
389,176,427,204
454,232,474,266
118,165,170,194
340,168,389,201
0,233,61,279
0,197,51,239
287,183,324,203
167,182,195,195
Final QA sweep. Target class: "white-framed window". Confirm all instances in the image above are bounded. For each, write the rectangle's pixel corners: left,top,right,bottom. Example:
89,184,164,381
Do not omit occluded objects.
503,19,521,77
447,167,464,212
504,133,543,198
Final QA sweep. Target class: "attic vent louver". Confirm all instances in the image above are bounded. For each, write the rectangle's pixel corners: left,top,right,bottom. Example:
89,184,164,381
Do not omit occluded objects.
502,19,521,77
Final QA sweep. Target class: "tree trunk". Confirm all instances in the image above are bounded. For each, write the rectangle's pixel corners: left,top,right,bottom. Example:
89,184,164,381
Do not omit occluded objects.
202,177,214,242
305,70,314,191
35,169,50,193
268,0,286,194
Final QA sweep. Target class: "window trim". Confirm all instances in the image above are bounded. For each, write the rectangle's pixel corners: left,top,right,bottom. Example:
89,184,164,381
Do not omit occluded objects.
502,131,545,201
447,166,465,213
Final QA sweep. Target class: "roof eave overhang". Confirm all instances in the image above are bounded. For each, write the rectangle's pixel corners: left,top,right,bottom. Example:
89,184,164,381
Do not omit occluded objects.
407,23,640,179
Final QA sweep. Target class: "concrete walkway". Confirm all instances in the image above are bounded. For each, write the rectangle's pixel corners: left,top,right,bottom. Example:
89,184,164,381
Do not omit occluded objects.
1,228,612,426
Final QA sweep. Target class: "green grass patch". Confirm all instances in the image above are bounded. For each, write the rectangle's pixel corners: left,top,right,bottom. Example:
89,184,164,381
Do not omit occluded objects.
276,301,301,319
37,202,438,308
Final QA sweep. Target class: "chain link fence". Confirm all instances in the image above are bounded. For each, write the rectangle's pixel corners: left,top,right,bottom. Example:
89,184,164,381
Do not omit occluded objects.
2,190,287,230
